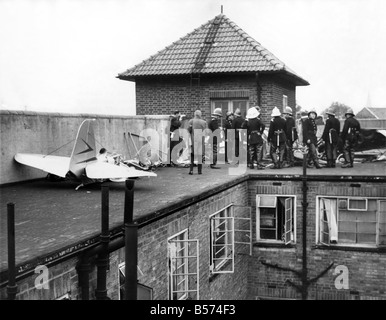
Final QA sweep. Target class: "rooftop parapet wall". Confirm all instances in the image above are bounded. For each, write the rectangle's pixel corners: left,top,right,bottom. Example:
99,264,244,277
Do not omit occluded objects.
0,110,170,184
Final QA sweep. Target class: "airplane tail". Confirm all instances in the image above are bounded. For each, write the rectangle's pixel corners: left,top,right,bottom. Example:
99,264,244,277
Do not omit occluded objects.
69,119,97,178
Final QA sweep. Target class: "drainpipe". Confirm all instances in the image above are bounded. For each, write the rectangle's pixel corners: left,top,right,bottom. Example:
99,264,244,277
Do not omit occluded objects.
124,179,137,300
77,184,111,300
7,203,17,300
95,185,110,300
77,180,137,300
301,154,308,300
78,237,126,300
255,72,262,107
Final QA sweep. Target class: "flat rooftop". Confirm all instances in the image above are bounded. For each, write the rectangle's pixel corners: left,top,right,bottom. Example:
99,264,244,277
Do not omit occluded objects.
0,162,385,276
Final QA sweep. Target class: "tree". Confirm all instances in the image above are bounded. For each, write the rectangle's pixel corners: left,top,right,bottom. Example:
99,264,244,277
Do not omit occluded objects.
321,102,351,119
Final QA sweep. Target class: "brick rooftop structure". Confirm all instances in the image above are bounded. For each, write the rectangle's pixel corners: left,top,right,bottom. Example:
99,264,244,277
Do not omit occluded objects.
117,14,309,123
1,162,385,300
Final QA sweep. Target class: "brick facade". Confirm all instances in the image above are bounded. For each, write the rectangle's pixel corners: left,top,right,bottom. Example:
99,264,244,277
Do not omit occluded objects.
1,178,385,300
135,73,296,124
248,179,386,300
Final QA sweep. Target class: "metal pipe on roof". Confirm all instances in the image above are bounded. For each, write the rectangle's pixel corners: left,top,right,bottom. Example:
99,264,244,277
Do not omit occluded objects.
124,179,137,300
7,203,17,300
95,185,111,300
301,154,308,300
77,184,115,300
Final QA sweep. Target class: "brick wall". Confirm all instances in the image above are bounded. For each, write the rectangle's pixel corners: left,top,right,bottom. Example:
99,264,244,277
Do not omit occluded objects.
135,73,296,124
259,75,296,124
2,177,385,300
0,257,79,300
248,179,386,300
116,181,250,300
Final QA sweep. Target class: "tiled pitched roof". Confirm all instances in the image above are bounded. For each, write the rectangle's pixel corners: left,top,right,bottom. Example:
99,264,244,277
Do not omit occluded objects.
368,107,386,119
357,107,386,119
117,14,309,86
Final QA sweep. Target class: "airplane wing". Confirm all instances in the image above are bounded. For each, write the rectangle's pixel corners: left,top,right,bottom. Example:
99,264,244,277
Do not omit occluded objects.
85,161,157,179
14,153,71,178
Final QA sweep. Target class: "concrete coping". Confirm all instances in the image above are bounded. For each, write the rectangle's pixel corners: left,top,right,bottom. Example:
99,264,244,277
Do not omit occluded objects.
0,109,170,120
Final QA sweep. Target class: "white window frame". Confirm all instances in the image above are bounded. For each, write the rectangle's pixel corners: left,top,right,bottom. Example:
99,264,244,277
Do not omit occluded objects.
347,198,368,211
210,99,249,118
256,195,296,244
167,229,200,300
316,196,386,248
168,229,188,300
209,204,234,274
233,205,253,256
377,200,386,246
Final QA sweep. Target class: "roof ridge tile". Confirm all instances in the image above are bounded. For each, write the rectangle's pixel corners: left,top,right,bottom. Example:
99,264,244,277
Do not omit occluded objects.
118,14,309,85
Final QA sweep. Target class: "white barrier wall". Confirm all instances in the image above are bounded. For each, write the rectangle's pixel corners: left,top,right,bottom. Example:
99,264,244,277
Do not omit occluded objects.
0,111,170,184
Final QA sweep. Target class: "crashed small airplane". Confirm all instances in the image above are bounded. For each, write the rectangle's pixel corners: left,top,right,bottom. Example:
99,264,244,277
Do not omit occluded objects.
14,119,157,188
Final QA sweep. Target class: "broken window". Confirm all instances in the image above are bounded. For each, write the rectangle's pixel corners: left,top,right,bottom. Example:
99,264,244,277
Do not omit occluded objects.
168,230,199,300
256,195,295,244
118,263,153,300
318,197,386,247
210,204,234,274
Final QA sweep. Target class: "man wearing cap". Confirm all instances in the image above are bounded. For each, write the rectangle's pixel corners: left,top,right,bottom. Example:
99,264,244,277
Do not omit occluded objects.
242,107,265,169
302,110,322,169
340,108,361,168
283,106,298,167
268,107,287,169
208,108,222,169
322,111,340,168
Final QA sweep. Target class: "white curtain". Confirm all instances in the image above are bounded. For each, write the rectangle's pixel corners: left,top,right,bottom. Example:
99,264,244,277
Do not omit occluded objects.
321,198,338,242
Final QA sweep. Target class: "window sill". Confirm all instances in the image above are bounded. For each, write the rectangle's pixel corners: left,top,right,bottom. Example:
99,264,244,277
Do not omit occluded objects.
253,241,295,249
313,244,386,253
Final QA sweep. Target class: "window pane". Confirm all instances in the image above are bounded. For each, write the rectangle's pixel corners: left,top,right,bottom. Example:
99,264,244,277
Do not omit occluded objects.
357,233,376,244
348,199,367,210
356,210,376,222
212,101,229,116
379,200,386,245
211,209,234,273
233,100,248,119
339,221,356,233
379,234,386,245
259,196,277,207
169,231,188,300
357,222,376,233
260,229,276,239
338,232,356,243
260,209,276,228
379,201,386,224
338,199,347,210
338,210,353,222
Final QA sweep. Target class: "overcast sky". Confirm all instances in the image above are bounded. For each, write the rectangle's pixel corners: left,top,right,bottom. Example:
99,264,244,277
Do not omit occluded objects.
1,0,385,116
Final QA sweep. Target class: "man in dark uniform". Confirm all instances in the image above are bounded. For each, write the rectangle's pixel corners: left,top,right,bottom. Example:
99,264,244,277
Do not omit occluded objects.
224,111,234,164
169,110,182,166
242,107,265,169
340,108,361,168
302,110,322,169
322,111,340,168
208,108,222,169
268,107,287,169
283,106,298,167
232,108,244,160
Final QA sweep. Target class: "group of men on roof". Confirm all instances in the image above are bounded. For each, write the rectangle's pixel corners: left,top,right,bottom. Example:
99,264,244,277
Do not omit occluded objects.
168,104,361,174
